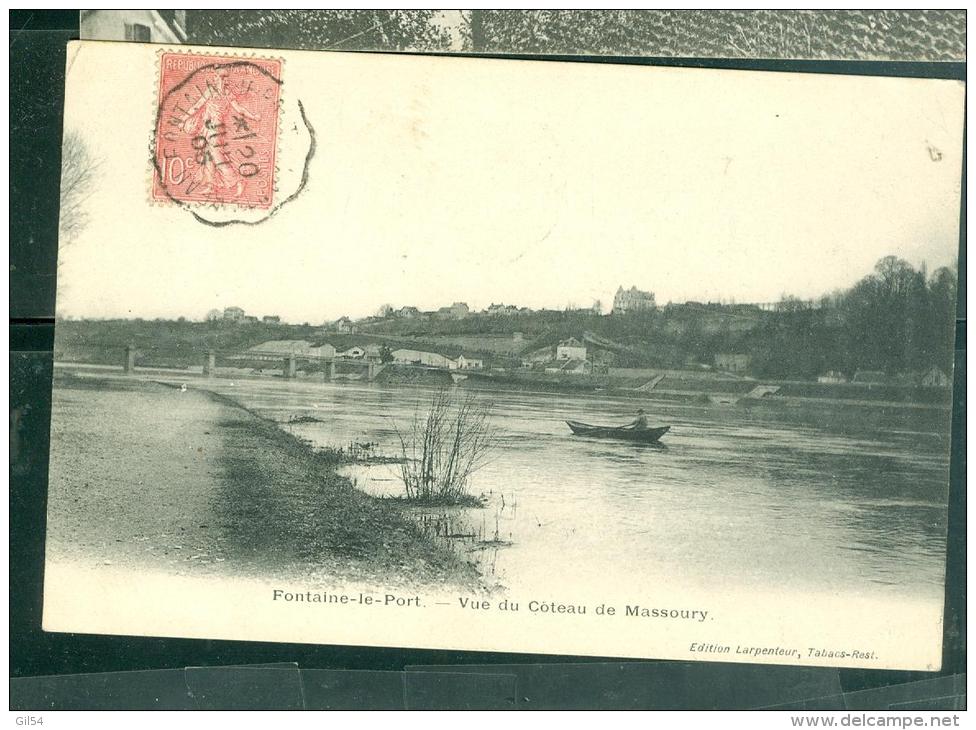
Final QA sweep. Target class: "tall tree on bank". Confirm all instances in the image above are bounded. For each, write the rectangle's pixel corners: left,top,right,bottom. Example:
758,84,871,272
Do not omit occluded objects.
839,257,955,376
742,256,956,380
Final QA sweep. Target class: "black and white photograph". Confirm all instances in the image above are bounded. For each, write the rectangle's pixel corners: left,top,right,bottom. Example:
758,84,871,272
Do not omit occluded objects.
43,37,963,671
79,9,966,61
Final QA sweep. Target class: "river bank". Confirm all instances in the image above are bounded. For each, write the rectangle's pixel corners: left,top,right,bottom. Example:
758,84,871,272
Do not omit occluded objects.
46,373,481,590
54,361,955,416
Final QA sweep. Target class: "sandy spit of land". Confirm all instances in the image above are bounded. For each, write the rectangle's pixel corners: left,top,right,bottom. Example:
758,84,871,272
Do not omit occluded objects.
45,374,481,591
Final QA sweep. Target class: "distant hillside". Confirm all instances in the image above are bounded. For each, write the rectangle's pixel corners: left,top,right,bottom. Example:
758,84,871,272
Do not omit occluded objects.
53,310,763,371
359,305,772,368
53,319,495,368
54,319,322,366
55,256,957,382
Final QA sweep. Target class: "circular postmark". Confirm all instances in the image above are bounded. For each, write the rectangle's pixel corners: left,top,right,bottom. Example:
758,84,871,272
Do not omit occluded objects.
151,52,314,226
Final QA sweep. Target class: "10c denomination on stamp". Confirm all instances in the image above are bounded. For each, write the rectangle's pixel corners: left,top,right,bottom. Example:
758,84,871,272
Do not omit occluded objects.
152,52,282,209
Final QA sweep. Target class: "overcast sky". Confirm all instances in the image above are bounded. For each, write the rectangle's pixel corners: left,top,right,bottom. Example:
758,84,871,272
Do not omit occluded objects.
57,43,964,322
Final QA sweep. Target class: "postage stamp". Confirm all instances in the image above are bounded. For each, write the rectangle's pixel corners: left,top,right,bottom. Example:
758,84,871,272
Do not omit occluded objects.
152,52,282,209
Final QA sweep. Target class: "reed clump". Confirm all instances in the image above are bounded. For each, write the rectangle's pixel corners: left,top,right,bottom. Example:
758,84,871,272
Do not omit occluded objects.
392,389,496,506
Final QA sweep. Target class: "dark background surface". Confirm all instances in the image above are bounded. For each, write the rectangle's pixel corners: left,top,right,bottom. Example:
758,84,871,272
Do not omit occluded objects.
8,9,966,710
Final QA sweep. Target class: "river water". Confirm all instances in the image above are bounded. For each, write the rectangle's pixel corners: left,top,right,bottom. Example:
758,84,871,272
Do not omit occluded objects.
205,378,951,603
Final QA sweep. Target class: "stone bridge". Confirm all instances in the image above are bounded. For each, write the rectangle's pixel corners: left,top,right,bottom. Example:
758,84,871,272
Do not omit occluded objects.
122,346,381,381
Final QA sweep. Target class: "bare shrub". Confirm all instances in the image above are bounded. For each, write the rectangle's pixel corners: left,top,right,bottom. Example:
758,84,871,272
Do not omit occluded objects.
59,130,100,253
393,389,495,505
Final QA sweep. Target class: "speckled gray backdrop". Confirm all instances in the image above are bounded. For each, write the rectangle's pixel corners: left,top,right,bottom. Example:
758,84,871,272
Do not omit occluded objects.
80,10,965,61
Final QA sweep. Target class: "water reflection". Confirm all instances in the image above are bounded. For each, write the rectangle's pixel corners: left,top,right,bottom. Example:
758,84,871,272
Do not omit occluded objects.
350,487,520,589
209,379,950,600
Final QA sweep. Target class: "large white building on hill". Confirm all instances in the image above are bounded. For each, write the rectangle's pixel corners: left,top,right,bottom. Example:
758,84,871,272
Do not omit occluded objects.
613,286,656,314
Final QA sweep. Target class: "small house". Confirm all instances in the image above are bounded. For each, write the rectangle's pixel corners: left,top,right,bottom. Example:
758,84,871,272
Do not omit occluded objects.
364,344,384,363
486,303,518,316
435,302,470,320
817,371,848,384
223,306,246,322
391,348,454,369
338,346,365,359
556,337,587,361
456,354,484,370
308,342,336,359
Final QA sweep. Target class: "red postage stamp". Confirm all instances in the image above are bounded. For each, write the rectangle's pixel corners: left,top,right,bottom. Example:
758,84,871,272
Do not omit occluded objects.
152,52,282,209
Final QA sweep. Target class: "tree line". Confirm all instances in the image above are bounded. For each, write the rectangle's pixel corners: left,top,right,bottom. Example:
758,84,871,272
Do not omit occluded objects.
744,256,956,380
591,255,956,379
363,255,957,380
56,255,957,382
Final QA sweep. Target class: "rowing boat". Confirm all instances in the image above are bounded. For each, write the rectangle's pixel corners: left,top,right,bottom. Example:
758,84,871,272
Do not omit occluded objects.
565,419,670,443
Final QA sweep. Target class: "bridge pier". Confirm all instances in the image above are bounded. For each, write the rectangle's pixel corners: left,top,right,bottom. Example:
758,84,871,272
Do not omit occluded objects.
124,345,136,375
327,360,336,381
367,361,376,380
284,354,297,379
203,350,216,378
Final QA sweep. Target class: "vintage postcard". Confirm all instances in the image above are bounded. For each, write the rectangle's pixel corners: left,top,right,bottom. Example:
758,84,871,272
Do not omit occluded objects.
46,40,963,670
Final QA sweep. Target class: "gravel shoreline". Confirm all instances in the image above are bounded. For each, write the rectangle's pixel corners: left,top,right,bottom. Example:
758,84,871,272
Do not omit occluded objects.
46,374,481,590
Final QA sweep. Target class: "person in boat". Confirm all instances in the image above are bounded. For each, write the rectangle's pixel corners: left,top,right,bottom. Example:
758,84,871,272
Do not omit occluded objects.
626,409,649,429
